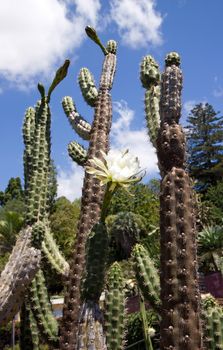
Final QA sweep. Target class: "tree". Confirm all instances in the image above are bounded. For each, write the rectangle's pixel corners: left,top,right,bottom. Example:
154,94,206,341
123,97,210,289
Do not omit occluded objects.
204,180,223,224
186,103,223,192
0,177,24,206
49,196,80,259
108,182,160,230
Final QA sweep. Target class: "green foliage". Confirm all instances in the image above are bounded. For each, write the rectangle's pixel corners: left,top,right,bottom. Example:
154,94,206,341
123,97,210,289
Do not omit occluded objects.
204,180,223,224
0,177,24,207
186,103,223,193
49,197,80,259
108,182,159,230
126,310,159,348
0,211,24,254
198,225,223,273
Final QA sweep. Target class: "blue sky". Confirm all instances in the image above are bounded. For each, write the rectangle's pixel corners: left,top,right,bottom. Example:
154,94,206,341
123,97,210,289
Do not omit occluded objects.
0,0,223,200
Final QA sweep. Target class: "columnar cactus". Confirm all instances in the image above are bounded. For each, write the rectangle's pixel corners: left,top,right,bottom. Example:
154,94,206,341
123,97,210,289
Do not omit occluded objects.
141,52,203,349
20,299,40,350
0,227,41,325
104,262,126,350
132,244,160,312
201,294,223,350
60,28,117,349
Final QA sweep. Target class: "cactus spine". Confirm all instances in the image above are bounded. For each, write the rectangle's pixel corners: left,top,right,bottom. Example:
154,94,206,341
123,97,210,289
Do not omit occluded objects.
104,262,126,350
141,52,202,349
60,29,117,350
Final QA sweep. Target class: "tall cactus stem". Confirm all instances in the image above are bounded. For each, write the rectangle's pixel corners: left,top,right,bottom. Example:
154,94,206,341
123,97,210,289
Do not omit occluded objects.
104,262,126,350
59,31,117,350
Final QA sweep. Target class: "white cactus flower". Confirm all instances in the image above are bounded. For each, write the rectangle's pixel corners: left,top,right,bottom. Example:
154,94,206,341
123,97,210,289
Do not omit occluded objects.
86,149,144,191
147,327,156,337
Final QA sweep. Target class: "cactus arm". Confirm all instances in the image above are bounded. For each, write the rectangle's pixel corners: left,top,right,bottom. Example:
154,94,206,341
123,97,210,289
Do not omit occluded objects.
59,35,117,349
78,68,98,107
62,96,91,140
104,262,126,350
20,299,40,350
0,227,41,325
29,269,59,347
156,53,203,349
23,107,36,192
140,55,161,149
42,227,69,277
132,244,160,312
68,141,87,166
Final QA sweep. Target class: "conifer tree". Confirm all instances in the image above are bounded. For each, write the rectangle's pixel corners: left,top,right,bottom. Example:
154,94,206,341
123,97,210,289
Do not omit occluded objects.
186,103,223,192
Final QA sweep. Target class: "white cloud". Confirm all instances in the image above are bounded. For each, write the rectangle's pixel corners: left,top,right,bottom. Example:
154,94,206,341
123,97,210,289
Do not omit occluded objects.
111,100,158,174
213,87,223,98
0,0,101,88
57,161,84,201
109,0,163,48
183,100,197,116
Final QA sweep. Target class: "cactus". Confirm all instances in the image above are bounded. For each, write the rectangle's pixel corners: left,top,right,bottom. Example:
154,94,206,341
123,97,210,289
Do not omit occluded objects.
81,222,109,302
78,68,98,107
68,141,87,166
132,244,160,312
201,294,223,350
141,52,203,349
0,227,41,325
140,55,161,149
29,269,59,347
110,211,147,259
60,27,117,350
62,96,91,140
20,299,40,350
104,262,126,350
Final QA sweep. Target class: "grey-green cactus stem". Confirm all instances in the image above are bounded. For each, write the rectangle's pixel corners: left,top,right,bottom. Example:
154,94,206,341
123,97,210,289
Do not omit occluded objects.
60,30,117,350
132,244,160,312
62,96,91,140
156,53,202,349
68,141,87,166
78,68,98,107
0,227,41,325
77,301,107,350
140,55,161,149
104,262,126,350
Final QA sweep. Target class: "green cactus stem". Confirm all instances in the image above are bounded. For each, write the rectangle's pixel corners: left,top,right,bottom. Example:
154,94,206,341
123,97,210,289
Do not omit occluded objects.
29,269,58,347
0,227,41,325
140,55,160,149
68,141,87,166
60,30,117,350
82,222,109,302
42,226,69,277
201,294,223,350
20,299,40,350
104,262,126,350
78,68,98,107
156,53,202,349
132,244,160,312
62,96,91,140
